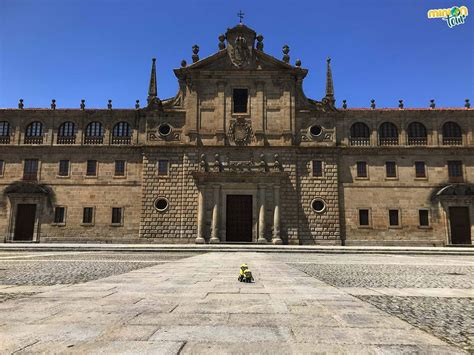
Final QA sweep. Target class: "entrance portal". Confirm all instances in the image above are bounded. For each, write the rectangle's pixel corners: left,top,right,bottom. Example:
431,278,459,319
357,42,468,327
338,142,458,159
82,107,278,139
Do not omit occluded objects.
14,204,36,241
226,195,253,242
449,207,471,244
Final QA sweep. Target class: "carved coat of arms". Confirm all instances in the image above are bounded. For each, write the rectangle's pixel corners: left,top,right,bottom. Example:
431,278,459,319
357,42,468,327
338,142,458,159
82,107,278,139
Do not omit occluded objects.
229,34,250,68
228,119,253,145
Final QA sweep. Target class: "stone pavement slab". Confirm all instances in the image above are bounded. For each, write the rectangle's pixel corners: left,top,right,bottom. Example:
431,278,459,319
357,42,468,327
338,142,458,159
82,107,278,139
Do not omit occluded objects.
0,252,466,354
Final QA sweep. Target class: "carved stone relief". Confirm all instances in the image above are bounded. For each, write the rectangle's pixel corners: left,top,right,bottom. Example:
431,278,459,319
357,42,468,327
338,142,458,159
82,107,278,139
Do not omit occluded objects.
228,119,253,145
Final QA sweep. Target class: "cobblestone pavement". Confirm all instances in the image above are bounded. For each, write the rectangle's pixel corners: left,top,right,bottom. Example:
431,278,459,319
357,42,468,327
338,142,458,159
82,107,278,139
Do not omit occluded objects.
287,263,474,288
0,251,472,354
0,252,200,286
287,253,474,353
357,296,474,353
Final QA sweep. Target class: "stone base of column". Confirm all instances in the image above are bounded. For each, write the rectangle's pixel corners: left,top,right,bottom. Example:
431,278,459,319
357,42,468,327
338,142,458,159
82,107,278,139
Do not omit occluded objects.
209,237,220,244
272,237,282,245
195,237,206,244
257,238,268,244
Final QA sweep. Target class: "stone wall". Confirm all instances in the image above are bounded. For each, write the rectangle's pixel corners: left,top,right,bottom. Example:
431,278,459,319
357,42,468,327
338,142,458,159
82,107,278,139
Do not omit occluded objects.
340,149,474,246
140,149,198,243
295,150,340,244
0,146,142,242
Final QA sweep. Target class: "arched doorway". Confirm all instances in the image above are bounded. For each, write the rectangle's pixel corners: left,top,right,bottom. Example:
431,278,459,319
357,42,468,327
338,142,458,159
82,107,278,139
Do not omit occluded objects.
448,207,471,244
13,204,37,241
226,195,253,242
5,182,53,242
435,184,473,245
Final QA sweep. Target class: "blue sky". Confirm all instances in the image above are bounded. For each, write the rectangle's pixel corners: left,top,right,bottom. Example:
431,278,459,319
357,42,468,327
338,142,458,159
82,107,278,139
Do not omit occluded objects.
0,0,472,109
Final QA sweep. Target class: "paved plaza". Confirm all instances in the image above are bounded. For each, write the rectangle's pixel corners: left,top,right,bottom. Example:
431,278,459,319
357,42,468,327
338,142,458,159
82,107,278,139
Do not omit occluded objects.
0,250,472,354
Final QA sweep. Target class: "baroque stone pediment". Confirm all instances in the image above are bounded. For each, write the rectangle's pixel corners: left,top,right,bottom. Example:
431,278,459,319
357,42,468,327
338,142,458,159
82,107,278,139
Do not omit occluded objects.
175,23,307,74
177,50,305,73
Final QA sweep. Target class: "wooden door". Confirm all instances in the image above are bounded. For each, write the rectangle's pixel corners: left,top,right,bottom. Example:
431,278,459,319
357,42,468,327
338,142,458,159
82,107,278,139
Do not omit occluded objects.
226,195,252,242
14,204,36,241
449,207,471,244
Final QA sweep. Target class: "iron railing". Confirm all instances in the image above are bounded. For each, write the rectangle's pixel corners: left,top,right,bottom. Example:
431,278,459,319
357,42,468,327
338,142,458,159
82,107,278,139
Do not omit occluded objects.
349,137,370,146
57,136,76,144
111,136,131,145
443,137,462,146
0,136,10,144
83,136,103,145
408,137,427,146
379,137,399,146
24,136,43,144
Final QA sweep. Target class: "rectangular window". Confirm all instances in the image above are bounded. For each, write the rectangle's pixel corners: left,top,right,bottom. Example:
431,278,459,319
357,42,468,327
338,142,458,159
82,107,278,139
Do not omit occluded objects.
312,160,323,177
0,160,4,176
359,209,370,226
58,160,70,176
23,159,39,180
233,88,248,113
54,207,65,224
389,209,399,227
158,160,169,175
356,161,367,178
115,160,125,176
82,207,94,224
111,207,123,225
448,161,463,182
415,161,426,178
86,160,97,176
419,210,429,227
385,161,397,178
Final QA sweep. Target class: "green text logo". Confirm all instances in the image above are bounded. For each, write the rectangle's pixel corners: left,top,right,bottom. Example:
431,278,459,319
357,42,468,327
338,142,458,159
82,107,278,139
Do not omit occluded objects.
427,5,468,28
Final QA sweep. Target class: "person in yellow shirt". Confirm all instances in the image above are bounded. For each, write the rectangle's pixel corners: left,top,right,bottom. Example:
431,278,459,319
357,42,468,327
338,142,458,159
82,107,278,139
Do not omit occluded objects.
238,263,248,282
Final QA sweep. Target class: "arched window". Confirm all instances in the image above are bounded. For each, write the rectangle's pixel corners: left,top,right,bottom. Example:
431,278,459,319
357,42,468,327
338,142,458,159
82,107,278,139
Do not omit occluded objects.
349,122,370,146
26,121,43,136
84,121,104,144
112,122,132,145
442,122,462,145
24,121,43,144
57,122,76,144
85,122,103,137
378,122,398,145
58,122,75,136
0,121,10,136
407,122,427,145
0,121,10,144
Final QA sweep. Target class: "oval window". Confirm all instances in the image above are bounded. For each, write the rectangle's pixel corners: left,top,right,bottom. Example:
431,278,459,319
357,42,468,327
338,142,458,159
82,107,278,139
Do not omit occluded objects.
154,197,169,212
158,123,172,137
309,125,322,137
311,199,326,213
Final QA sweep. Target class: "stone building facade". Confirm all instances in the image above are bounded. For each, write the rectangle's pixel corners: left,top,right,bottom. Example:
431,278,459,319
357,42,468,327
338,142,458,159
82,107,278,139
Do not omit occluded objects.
0,23,472,246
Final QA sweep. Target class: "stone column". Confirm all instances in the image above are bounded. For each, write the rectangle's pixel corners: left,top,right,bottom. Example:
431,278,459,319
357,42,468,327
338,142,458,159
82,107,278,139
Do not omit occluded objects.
272,185,282,244
195,186,205,244
210,184,221,243
258,184,267,243
255,82,264,132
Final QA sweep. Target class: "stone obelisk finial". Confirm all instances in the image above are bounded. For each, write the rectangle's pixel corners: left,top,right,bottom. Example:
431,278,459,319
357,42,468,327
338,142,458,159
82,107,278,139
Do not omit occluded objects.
147,58,157,104
325,57,335,106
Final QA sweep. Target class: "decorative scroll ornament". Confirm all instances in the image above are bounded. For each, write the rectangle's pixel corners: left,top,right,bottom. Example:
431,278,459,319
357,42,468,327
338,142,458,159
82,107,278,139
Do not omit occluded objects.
228,119,253,145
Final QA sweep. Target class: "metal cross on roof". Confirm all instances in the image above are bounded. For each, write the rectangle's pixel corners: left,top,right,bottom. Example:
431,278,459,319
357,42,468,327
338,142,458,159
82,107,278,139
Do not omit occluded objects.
237,10,245,23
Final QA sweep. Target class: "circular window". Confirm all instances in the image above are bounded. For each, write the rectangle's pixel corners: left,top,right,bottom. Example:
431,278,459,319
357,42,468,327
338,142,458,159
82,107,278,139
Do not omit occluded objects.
158,123,172,137
311,198,326,213
154,197,169,212
309,125,322,137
